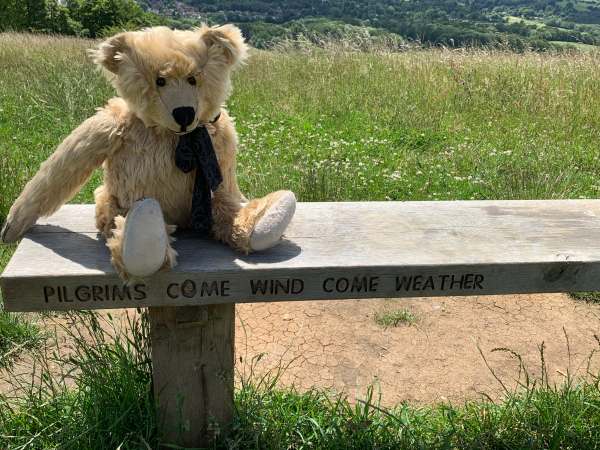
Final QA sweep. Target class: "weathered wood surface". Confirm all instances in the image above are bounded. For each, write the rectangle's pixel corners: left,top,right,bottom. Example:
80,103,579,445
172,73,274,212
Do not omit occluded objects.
3,200,600,311
150,304,234,447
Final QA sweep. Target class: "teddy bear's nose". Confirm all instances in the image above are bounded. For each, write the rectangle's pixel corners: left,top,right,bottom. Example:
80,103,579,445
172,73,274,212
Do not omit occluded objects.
172,107,195,128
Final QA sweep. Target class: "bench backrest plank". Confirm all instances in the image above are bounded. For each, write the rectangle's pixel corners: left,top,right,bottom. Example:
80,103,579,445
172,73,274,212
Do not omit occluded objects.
2,200,600,312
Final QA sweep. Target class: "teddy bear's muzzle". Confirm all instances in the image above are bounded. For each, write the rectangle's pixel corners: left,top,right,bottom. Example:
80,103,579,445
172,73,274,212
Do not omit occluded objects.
172,106,196,132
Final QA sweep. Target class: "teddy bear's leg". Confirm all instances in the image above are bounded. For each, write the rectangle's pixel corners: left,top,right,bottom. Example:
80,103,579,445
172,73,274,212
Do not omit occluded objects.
212,189,296,253
104,198,177,280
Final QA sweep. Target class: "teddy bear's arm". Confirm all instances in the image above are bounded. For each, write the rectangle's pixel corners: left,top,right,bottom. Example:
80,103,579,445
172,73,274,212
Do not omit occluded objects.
1,110,121,243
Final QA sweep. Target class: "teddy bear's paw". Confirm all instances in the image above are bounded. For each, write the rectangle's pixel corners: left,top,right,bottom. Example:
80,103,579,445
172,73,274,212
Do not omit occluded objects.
122,198,168,278
250,191,296,251
1,212,39,244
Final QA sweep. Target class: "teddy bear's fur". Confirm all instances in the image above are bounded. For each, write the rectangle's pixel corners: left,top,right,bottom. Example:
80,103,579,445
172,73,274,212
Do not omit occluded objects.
1,25,296,279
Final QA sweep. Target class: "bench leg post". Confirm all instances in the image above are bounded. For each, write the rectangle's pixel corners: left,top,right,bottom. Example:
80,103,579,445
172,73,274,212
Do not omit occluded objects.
149,304,235,448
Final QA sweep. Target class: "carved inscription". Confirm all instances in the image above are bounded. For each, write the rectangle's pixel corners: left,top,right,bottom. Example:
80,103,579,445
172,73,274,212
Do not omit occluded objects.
40,272,486,306
251,278,304,295
43,284,147,303
166,279,230,299
323,276,379,293
395,273,485,292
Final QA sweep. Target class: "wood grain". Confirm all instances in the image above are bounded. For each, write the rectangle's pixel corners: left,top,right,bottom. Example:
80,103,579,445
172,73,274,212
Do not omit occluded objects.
3,200,600,311
150,304,234,447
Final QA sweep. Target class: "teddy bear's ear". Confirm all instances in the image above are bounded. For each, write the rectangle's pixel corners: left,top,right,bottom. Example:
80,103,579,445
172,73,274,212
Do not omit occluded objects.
200,24,248,68
90,32,129,74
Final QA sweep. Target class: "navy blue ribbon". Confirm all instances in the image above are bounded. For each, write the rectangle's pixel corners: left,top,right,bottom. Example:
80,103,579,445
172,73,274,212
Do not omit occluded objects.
175,118,223,235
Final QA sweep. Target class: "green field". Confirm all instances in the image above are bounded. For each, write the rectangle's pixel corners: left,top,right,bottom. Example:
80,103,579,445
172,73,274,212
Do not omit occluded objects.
3,34,600,218
2,33,600,448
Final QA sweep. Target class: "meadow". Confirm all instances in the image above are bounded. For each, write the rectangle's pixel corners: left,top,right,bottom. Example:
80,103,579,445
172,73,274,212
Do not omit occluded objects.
4,33,600,216
2,33,600,448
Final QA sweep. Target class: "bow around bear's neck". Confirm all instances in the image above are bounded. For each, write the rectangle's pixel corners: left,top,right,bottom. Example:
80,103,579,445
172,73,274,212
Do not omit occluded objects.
174,112,223,234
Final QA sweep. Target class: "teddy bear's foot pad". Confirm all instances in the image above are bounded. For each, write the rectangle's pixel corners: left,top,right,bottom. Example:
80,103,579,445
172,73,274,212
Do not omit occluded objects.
122,198,168,278
250,191,296,251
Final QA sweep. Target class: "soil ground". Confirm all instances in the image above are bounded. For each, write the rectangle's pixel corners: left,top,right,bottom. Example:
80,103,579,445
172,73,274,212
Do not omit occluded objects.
235,294,600,406
3,294,600,407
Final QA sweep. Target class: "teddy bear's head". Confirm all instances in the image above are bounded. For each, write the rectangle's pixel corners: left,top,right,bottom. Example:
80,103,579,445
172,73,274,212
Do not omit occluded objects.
91,25,248,134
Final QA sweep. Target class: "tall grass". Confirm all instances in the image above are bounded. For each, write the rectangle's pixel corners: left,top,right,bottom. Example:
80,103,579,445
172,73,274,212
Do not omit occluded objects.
0,312,157,449
0,33,113,219
2,310,600,449
3,33,600,221
232,46,600,202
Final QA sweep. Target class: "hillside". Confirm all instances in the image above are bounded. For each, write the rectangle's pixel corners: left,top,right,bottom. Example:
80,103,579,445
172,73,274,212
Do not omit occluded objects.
145,0,600,49
4,0,600,49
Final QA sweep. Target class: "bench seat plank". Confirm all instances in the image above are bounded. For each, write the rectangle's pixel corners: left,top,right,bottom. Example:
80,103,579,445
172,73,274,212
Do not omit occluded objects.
2,200,600,311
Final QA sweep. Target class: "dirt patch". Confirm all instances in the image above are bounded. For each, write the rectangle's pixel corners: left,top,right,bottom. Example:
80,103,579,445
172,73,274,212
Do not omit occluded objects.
235,294,600,406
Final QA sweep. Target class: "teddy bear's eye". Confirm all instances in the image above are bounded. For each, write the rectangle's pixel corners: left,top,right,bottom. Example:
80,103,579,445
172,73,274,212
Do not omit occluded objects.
156,77,166,87
187,76,197,86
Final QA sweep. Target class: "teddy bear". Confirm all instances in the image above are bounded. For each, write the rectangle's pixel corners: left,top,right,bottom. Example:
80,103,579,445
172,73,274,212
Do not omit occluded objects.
0,25,296,279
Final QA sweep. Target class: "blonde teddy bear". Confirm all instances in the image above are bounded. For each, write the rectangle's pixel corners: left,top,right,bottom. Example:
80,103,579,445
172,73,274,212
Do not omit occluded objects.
1,25,296,279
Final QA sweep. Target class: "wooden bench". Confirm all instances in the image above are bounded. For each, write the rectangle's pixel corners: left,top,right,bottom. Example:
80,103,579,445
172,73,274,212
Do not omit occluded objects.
2,199,600,446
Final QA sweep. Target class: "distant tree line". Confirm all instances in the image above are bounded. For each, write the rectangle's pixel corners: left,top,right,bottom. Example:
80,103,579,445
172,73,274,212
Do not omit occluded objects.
0,0,171,37
2,0,600,50
183,0,600,49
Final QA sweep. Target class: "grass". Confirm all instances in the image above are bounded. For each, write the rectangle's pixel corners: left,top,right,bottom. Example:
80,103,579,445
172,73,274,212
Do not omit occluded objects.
2,32,600,447
0,312,157,449
0,312,40,368
2,311,600,449
506,15,545,27
570,291,600,303
374,308,417,327
235,380,600,450
4,34,600,218
549,40,600,52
